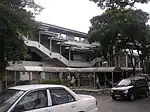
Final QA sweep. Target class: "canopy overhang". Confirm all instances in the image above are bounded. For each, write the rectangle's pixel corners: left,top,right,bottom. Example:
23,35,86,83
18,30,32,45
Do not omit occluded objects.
6,66,123,73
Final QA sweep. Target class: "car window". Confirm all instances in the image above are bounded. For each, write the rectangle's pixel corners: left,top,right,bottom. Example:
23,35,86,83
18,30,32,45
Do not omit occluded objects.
136,80,147,86
117,79,132,86
0,89,24,112
12,90,48,112
49,88,76,106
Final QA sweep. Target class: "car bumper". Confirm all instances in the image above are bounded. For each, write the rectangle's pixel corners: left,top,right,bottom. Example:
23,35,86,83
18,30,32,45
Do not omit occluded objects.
111,93,130,99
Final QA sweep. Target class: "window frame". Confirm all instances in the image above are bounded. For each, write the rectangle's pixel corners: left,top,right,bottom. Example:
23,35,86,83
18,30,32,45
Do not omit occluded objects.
11,89,48,112
48,87,76,106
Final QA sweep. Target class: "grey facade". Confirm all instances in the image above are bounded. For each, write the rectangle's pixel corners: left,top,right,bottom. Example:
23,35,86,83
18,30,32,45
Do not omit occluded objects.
5,22,142,88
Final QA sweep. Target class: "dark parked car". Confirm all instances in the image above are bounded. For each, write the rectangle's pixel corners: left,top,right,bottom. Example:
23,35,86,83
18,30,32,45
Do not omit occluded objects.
110,76,149,101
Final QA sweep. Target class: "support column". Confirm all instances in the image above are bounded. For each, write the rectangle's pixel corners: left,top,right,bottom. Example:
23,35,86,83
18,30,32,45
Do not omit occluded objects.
77,73,80,88
112,72,114,87
79,37,81,42
49,39,52,53
93,73,96,89
29,72,32,84
138,61,141,68
59,72,63,85
38,31,41,43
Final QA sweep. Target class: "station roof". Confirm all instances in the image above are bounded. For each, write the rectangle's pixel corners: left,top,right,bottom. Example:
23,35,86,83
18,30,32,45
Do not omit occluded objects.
40,22,87,38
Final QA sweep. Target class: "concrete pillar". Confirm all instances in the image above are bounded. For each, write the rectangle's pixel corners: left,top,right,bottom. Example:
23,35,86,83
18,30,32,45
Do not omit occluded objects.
79,37,81,42
138,61,141,68
59,72,63,85
77,73,80,88
38,32,41,43
29,72,32,83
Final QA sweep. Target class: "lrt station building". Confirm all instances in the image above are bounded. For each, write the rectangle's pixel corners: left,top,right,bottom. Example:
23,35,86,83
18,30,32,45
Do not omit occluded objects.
6,22,142,88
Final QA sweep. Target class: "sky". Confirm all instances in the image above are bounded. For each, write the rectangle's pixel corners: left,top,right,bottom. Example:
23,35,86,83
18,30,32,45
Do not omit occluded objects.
35,0,150,33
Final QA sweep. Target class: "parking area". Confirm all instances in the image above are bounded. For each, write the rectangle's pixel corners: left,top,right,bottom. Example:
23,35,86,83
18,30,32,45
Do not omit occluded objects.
91,93,150,112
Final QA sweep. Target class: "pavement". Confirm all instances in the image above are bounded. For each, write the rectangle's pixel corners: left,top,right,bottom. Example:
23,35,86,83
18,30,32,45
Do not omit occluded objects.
72,88,150,112
87,93,150,112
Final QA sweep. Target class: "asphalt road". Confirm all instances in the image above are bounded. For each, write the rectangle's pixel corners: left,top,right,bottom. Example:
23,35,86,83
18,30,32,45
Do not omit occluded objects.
90,93,150,112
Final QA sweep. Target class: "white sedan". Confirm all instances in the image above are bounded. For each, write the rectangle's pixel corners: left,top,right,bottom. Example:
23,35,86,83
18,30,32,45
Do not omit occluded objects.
0,84,98,112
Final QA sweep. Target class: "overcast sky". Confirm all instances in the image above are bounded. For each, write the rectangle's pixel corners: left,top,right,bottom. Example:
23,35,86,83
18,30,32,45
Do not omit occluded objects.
35,0,150,33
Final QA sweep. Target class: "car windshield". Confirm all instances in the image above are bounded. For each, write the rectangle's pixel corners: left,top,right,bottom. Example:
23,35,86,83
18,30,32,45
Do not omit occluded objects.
117,79,132,86
0,89,24,112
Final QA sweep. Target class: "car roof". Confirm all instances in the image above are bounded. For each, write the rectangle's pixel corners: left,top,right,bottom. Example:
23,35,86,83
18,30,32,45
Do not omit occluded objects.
9,84,65,91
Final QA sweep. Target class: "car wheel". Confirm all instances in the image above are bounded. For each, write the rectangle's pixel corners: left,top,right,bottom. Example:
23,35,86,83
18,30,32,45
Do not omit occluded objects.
145,91,149,98
130,93,135,101
112,96,117,100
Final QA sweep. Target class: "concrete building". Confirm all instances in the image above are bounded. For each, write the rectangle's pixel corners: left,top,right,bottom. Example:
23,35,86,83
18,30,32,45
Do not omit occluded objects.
5,22,142,88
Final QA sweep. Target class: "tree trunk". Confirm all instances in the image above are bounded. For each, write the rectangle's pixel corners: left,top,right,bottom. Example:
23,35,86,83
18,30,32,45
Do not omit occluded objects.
128,55,136,76
132,66,136,76
0,69,7,90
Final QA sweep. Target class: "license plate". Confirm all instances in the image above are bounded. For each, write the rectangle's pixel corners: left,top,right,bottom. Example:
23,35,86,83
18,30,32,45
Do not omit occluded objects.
115,95,120,97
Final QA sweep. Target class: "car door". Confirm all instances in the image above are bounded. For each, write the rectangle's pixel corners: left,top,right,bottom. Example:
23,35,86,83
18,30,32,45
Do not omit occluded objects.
135,80,146,96
134,80,141,96
49,88,77,112
140,79,148,94
11,89,50,112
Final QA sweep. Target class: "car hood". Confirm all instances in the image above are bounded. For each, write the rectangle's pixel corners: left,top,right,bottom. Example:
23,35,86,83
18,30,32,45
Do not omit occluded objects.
112,86,133,90
77,94,95,99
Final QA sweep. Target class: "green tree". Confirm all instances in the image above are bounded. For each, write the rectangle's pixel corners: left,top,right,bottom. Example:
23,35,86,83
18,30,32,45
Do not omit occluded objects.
88,9,150,75
89,0,150,9
0,0,43,90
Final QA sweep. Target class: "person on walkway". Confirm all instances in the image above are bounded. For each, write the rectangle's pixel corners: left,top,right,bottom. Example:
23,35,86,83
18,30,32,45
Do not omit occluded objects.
96,77,100,89
70,76,76,88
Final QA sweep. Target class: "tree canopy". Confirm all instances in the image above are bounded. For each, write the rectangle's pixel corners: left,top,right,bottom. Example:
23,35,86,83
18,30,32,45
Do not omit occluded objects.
90,0,150,9
88,8,150,73
0,0,43,89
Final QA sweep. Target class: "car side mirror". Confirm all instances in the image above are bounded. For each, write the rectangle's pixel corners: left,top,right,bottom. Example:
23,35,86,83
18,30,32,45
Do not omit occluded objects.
11,105,25,112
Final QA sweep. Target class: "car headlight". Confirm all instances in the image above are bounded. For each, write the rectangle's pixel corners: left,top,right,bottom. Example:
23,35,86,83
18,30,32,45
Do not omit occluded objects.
111,89,113,93
124,90,128,94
